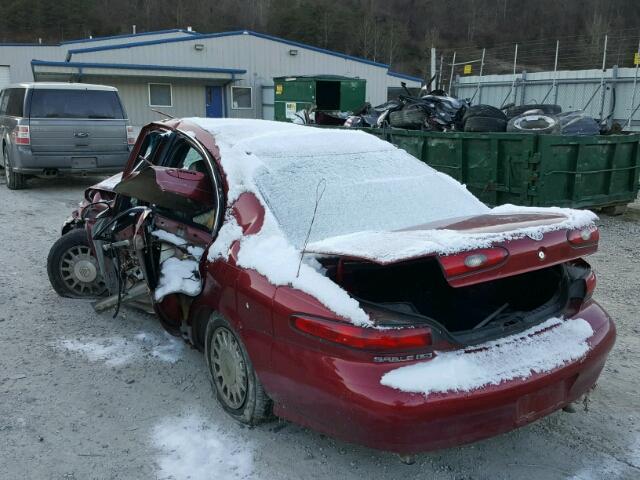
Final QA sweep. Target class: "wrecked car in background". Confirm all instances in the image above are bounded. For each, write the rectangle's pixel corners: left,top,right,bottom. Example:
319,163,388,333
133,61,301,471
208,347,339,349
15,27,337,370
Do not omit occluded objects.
47,119,615,453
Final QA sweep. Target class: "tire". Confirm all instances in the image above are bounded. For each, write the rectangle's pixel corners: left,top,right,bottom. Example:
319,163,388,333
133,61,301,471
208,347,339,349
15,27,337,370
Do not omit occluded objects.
47,228,107,298
389,106,426,128
3,146,27,190
464,116,507,132
505,104,561,119
463,105,506,122
507,114,559,134
205,314,272,425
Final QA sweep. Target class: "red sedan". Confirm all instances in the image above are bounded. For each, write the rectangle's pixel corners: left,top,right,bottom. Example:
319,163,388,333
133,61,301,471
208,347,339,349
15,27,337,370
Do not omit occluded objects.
47,118,615,454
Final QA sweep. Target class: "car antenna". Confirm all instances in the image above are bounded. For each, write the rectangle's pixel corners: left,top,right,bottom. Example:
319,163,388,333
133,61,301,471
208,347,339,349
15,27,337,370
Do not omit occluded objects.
296,178,327,278
150,108,175,119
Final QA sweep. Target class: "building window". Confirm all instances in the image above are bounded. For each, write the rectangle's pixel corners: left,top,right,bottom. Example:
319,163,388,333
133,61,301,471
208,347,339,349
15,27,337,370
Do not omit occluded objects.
231,86,252,109
148,83,172,107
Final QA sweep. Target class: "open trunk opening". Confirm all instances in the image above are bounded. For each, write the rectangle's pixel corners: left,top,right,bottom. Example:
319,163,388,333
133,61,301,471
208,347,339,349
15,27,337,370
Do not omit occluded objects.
325,257,568,337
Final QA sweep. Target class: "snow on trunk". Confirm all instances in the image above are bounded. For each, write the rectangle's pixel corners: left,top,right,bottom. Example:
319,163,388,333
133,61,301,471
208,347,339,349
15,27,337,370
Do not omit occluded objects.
381,317,594,396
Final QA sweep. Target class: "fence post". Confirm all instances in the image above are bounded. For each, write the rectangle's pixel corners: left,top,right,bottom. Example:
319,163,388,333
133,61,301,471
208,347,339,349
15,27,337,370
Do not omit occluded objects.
608,65,618,128
520,71,527,105
448,51,457,94
598,34,608,121
626,39,640,129
473,47,486,104
511,43,519,105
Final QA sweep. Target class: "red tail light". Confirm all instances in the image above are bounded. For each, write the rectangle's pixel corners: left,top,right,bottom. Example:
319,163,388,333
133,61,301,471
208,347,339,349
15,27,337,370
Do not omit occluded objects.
126,125,136,146
291,315,432,351
12,125,30,145
438,247,508,277
567,226,599,247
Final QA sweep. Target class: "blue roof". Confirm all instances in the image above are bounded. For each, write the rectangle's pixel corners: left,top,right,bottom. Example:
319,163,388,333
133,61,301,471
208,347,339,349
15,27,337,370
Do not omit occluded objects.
31,60,245,75
60,28,199,45
387,70,423,83
67,30,390,69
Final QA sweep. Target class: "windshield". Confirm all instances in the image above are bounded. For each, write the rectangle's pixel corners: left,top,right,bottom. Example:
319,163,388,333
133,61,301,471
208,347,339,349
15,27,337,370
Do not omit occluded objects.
29,89,125,119
255,147,489,248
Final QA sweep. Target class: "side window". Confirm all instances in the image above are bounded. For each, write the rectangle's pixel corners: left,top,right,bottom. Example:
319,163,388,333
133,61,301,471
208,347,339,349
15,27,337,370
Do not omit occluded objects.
163,138,217,230
132,129,172,171
5,88,25,117
165,140,207,172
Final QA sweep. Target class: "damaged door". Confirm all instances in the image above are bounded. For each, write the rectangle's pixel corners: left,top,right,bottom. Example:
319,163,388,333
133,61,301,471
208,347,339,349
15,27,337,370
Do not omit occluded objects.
96,129,223,336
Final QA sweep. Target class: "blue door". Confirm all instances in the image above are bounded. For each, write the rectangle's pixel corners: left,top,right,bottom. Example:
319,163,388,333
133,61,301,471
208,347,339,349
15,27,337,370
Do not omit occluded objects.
205,86,224,117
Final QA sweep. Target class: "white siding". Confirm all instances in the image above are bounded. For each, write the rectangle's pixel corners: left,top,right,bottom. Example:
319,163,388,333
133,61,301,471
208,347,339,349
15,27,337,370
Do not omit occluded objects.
83,76,207,126
0,66,10,89
69,33,393,107
0,46,63,82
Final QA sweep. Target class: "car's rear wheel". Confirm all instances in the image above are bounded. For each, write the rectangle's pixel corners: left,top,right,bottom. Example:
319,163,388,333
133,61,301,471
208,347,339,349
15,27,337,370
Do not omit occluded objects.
3,146,27,190
205,314,272,425
47,228,107,298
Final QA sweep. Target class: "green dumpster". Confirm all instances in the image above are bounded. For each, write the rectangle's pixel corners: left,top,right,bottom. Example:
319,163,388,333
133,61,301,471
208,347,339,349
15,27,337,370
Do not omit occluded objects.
274,75,366,122
364,128,640,210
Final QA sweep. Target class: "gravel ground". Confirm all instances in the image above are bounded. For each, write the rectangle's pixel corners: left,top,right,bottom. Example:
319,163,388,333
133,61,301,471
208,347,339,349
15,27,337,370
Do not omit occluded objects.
0,175,638,480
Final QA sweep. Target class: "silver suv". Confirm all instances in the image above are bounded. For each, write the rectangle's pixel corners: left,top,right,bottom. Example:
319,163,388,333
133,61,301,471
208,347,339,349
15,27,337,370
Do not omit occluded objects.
0,82,134,189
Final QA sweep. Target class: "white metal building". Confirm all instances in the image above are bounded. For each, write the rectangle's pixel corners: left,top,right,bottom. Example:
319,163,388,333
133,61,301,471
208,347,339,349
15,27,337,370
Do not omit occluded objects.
0,29,422,126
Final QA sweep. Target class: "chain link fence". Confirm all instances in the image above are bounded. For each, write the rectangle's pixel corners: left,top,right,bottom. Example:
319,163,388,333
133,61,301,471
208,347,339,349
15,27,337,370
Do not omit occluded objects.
435,32,640,129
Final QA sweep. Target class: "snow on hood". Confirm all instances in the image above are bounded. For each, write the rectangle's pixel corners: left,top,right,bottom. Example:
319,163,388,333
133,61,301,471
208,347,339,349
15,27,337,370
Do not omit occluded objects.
189,119,597,325
307,205,597,264
381,317,594,396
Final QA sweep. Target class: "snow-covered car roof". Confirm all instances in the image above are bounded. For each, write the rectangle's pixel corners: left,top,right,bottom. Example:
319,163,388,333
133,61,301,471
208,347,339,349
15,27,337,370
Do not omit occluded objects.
189,119,597,325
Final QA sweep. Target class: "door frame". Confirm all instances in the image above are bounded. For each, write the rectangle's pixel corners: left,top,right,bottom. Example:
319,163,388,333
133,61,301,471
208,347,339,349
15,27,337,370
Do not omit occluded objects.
205,85,226,118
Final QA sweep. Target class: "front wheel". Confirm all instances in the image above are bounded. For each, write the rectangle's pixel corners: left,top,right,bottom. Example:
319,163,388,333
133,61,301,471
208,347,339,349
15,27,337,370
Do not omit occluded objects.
3,146,27,190
47,228,107,298
205,314,272,425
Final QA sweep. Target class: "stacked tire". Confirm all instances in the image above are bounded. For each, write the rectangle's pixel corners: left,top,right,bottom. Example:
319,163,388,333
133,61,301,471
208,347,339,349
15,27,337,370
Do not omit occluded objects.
505,104,562,134
462,105,507,132
504,103,561,119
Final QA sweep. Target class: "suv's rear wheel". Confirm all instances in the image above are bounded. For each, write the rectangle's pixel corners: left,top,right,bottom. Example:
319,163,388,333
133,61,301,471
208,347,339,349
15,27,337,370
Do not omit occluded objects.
3,146,27,190
47,228,107,298
205,314,272,425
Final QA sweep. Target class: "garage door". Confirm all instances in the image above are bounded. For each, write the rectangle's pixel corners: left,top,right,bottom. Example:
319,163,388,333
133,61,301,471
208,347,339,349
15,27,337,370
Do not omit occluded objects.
0,66,10,89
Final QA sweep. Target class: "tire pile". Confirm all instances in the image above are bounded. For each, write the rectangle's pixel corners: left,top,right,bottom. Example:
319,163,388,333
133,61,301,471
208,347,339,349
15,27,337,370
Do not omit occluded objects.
462,103,601,135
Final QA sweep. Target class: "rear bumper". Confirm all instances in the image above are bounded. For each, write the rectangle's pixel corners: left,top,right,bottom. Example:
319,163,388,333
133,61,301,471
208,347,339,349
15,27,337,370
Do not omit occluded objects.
269,302,615,453
9,144,129,174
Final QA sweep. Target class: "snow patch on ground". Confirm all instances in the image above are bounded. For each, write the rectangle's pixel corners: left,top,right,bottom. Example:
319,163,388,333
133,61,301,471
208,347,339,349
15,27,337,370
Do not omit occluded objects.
153,414,256,480
57,331,183,366
154,257,201,302
381,318,594,396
